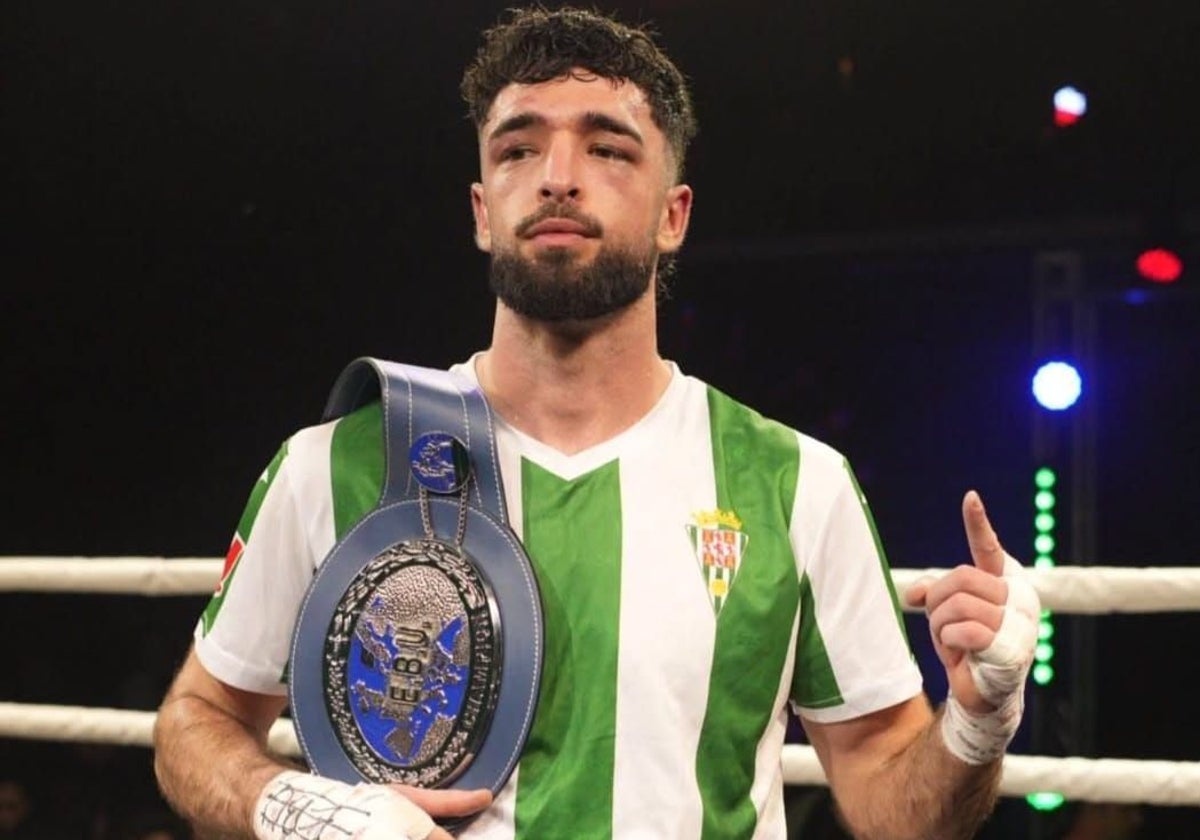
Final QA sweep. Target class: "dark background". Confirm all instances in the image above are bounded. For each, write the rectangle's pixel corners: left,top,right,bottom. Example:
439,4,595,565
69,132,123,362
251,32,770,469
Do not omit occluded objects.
4,0,1199,837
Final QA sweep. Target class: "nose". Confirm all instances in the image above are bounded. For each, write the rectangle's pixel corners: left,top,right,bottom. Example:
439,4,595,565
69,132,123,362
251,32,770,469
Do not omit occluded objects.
539,137,581,202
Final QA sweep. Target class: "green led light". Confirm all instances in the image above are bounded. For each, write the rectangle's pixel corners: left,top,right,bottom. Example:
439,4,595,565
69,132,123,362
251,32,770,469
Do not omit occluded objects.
1035,468,1057,490
1026,791,1066,811
1032,468,1057,685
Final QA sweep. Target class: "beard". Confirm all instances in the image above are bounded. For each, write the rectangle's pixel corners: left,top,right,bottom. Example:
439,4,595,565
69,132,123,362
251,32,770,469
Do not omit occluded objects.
489,241,657,322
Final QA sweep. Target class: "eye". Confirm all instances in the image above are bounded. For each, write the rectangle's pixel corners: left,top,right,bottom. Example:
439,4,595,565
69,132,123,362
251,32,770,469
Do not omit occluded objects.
499,146,535,162
591,145,632,161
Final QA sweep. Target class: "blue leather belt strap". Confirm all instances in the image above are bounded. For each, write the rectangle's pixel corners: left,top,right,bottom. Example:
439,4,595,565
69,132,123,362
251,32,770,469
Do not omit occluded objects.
291,356,542,805
322,357,507,519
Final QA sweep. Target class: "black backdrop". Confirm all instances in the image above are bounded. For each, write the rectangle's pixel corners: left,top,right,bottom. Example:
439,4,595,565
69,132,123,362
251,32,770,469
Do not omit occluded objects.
5,0,1199,836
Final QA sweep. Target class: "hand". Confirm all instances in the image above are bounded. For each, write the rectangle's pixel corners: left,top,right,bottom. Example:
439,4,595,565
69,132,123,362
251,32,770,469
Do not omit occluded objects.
254,769,493,840
904,490,1036,714
393,785,494,839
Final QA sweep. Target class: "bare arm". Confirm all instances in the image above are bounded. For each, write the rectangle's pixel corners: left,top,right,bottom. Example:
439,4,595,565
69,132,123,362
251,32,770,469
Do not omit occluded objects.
152,647,297,836
153,647,492,839
800,492,1036,840
802,696,1001,840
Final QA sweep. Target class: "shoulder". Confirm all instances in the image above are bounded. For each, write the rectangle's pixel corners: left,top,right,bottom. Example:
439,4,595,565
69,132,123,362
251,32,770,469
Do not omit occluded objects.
683,372,861,521
691,376,795,445
795,431,854,487
689,373,850,471
276,400,383,473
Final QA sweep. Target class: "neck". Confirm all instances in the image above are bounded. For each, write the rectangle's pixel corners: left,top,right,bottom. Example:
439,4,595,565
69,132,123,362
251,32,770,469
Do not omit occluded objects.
474,293,671,455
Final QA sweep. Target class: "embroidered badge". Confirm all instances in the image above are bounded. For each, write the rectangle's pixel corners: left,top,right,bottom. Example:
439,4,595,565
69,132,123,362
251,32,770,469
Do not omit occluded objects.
685,508,749,616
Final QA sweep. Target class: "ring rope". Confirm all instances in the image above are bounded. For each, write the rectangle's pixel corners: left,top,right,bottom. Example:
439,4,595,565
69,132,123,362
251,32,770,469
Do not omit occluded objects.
5,557,1199,807
1,702,1197,806
4,557,1200,613
0,702,301,759
0,557,223,596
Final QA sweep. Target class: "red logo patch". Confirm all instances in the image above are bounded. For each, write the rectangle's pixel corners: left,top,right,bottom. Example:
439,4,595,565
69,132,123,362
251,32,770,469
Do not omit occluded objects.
215,535,245,595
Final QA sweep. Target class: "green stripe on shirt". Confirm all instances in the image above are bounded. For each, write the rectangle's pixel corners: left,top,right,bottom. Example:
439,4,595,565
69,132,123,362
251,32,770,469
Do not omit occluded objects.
330,401,385,540
515,458,623,838
200,438,289,634
791,571,842,708
696,388,801,840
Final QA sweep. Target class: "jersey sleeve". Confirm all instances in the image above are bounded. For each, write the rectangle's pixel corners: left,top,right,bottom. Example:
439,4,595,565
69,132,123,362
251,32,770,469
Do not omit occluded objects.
192,433,325,695
788,440,924,722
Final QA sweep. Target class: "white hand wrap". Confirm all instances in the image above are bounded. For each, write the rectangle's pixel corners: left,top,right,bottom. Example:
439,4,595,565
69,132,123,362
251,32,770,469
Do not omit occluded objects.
941,554,1041,765
253,770,435,840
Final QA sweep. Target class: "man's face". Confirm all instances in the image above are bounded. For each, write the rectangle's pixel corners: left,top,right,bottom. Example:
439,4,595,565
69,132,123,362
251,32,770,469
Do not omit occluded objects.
470,71,692,322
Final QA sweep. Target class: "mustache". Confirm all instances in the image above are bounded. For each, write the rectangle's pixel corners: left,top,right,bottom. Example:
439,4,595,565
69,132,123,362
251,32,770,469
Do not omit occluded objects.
515,203,604,238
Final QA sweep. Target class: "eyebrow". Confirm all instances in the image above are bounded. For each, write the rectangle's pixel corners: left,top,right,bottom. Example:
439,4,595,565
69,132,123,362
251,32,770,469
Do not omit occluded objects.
488,112,541,143
580,111,643,145
487,111,644,146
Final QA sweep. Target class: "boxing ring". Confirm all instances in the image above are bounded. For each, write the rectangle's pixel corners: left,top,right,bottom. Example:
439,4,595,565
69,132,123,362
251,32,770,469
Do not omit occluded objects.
3,557,1200,808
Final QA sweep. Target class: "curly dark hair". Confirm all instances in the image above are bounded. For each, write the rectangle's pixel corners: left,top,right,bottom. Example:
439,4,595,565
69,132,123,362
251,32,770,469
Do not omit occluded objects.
460,5,698,181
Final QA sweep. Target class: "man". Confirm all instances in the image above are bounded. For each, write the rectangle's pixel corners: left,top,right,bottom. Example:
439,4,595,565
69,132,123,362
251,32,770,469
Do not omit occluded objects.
152,7,1039,839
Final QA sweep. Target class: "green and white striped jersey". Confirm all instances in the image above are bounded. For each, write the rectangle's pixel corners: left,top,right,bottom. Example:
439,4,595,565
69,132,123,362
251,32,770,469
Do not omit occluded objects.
195,359,922,839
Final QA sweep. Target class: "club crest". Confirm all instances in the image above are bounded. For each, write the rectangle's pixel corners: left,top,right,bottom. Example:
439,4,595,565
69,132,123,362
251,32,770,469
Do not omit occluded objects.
685,508,748,616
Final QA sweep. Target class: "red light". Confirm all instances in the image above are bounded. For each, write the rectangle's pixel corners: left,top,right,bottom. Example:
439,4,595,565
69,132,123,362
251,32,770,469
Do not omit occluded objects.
1053,87,1087,128
1136,248,1183,284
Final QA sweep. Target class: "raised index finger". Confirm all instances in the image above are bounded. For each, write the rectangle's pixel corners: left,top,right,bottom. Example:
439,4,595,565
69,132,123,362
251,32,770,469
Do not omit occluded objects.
963,489,1006,577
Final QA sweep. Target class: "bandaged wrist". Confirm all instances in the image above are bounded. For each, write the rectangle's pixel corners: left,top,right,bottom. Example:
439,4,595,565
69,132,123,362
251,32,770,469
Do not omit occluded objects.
253,769,435,840
940,689,1022,765
941,553,1040,765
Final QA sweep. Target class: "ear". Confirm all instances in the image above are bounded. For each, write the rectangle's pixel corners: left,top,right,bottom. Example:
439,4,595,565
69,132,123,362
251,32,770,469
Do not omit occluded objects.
470,182,491,252
655,183,693,254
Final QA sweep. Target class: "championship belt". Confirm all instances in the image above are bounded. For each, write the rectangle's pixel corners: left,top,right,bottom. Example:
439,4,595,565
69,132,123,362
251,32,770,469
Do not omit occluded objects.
288,357,543,813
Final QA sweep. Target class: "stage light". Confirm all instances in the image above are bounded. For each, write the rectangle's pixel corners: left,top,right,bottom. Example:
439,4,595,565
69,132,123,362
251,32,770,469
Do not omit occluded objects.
1027,791,1066,811
1032,361,1082,411
1053,85,1087,127
1136,247,1183,283
1032,468,1058,687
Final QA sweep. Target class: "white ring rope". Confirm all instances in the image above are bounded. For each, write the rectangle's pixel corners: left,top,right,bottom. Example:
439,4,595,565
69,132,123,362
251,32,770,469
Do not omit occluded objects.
0,557,225,596
5,557,1200,807
1,702,1197,806
4,557,1200,613
0,702,302,760
782,746,1200,807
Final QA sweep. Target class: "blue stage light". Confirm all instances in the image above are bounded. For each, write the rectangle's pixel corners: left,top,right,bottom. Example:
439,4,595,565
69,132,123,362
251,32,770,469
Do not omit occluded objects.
1032,361,1082,411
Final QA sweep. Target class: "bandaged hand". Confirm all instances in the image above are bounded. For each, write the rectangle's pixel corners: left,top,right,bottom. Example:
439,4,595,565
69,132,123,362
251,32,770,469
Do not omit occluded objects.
941,553,1039,764
253,770,438,840
905,491,1041,765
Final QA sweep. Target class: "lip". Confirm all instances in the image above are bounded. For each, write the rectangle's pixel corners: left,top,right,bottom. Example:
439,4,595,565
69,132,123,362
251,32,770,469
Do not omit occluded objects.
524,219,593,238
527,231,591,247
